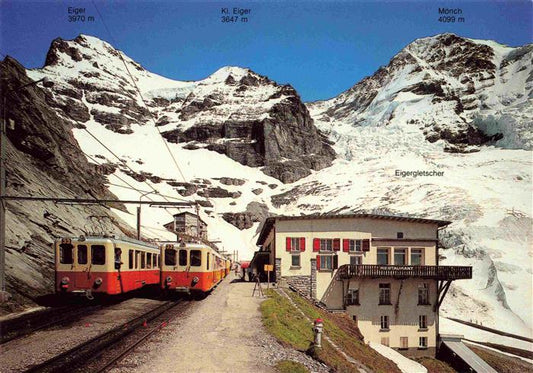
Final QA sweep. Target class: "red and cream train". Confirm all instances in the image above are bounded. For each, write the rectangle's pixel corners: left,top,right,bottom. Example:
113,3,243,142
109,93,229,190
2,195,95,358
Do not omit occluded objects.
54,236,231,297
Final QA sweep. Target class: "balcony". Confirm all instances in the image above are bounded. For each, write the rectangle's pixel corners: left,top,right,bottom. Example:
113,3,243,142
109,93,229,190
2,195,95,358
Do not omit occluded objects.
338,264,472,280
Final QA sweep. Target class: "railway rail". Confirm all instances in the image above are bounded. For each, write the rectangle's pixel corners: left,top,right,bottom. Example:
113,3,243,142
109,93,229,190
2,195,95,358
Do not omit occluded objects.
24,299,190,373
0,304,103,344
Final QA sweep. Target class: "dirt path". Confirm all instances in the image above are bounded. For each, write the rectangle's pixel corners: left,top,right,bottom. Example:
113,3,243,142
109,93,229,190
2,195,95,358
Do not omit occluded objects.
117,275,326,373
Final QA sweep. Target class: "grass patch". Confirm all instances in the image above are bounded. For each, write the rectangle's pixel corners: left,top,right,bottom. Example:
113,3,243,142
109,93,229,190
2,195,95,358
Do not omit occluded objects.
275,360,309,373
287,290,401,373
261,289,401,373
415,357,456,373
260,290,313,350
469,345,533,373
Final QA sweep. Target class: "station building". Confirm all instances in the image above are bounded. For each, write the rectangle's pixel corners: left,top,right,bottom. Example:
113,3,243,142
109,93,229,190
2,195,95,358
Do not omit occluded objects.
251,213,472,356
164,212,208,240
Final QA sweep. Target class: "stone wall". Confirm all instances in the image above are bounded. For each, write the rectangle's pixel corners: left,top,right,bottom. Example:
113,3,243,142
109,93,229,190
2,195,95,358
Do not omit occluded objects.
275,258,282,283
284,275,312,298
310,258,317,300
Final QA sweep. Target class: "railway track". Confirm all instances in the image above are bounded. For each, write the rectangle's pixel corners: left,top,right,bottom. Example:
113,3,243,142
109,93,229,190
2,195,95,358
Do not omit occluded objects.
0,304,103,344
24,299,190,373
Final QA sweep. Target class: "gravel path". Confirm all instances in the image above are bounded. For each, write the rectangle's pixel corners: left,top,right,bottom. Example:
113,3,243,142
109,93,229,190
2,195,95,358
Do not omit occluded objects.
123,275,329,373
0,298,166,372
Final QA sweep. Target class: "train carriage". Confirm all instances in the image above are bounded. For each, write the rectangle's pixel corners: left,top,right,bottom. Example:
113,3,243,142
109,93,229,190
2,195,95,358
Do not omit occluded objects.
161,242,224,294
55,236,160,296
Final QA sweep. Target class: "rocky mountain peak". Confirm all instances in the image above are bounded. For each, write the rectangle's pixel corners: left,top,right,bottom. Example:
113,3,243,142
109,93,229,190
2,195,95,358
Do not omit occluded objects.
29,35,335,183
309,33,532,152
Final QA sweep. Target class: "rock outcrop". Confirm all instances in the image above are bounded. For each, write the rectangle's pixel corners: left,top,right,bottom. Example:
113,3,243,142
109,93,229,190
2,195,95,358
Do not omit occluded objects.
1,57,131,314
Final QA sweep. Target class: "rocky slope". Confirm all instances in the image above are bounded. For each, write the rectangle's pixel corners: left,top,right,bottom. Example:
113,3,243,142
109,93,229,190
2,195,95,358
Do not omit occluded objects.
309,33,532,154
1,57,133,313
29,35,335,183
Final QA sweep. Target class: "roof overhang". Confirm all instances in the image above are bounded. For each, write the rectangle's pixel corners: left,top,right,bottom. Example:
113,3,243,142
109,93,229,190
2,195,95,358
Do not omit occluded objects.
256,213,451,245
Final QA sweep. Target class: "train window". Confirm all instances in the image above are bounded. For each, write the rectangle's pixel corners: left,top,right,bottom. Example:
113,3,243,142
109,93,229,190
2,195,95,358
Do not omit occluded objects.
165,248,177,266
129,250,134,269
190,250,202,267
179,250,187,266
147,253,152,268
141,252,146,269
91,245,106,265
156,254,159,268
135,250,139,269
206,253,210,270
59,243,74,264
77,245,88,264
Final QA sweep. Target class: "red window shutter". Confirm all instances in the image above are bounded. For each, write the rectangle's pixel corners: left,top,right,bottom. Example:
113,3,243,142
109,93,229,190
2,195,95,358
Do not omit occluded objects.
313,238,320,252
286,237,292,252
362,239,370,252
300,237,305,252
333,238,340,251
343,239,349,252
316,255,320,269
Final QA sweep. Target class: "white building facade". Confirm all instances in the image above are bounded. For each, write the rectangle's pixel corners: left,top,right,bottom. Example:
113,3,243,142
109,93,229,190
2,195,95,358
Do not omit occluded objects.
253,214,472,356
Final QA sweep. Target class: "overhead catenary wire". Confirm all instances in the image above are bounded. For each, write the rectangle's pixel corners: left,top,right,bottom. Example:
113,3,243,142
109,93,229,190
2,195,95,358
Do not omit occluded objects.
91,0,188,184
81,150,177,219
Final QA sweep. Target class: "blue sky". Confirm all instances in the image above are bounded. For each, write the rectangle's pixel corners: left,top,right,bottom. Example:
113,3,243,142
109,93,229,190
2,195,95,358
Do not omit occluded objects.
1,0,531,101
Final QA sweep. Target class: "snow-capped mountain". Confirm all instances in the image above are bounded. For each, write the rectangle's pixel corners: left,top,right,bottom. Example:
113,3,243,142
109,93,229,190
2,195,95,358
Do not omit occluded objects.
2,33,531,350
30,35,335,184
309,33,532,154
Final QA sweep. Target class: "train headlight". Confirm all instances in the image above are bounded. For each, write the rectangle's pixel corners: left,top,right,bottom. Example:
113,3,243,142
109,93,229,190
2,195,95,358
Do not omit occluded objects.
191,276,199,287
166,276,173,283
61,277,70,285
94,277,103,287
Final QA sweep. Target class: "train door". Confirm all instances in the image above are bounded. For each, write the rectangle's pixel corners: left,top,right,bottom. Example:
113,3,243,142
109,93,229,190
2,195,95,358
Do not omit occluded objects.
73,243,90,289
178,247,188,286
127,248,135,292
189,249,203,290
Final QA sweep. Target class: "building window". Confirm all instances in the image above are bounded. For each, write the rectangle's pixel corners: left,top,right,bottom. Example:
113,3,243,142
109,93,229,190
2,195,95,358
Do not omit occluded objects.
377,248,389,265
320,239,333,251
350,255,362,265
381,337,390,346
419,337,428,349
419,315,427,329
286,237,305,252
291,254,301,268
380,315,389,330
346,289,359,305
400,337,408,349
349,239,362,252
394,248,407,265
418,283,430,305
379,283,391,305
397,232,404,239
320,255,333,270
411,249,424,265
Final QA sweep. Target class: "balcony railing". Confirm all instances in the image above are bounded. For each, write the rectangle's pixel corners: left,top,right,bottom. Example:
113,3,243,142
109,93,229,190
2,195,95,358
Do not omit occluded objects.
338,264,472,280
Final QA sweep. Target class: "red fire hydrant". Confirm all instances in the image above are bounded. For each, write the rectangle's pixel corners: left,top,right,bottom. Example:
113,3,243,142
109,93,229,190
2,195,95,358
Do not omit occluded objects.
313,318,323,348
